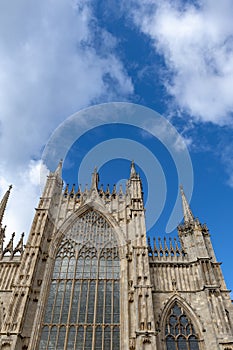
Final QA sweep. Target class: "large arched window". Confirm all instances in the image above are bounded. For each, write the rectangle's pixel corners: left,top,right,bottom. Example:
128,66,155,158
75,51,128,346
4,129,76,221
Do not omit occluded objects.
165,303,200,350
39,210,120,350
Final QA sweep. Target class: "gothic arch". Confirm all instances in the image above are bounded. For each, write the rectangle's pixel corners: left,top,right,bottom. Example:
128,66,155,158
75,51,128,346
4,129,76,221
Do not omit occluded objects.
78,240,98,257
35,207,121,350
158,295,204,350
56,238,76,257
49,203,126,258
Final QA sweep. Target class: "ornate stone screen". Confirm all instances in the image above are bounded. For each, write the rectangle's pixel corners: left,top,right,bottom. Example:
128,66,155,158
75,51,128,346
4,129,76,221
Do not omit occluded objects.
165,303,200,350
38,210,120,350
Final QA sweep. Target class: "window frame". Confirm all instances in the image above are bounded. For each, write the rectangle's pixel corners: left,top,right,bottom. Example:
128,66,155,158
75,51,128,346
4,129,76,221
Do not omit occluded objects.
38,210,121,350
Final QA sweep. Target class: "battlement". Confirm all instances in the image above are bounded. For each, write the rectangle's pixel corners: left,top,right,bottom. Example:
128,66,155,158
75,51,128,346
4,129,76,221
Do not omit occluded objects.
0,232,24,260
148,236,186,261
63,182,126,201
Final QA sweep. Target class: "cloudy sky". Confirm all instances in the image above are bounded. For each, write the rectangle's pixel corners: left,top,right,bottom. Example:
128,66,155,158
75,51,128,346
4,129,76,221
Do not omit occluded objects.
0,0,233,293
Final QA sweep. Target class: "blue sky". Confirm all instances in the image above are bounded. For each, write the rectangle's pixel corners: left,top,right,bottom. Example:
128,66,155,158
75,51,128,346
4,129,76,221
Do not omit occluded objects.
0,0,232,294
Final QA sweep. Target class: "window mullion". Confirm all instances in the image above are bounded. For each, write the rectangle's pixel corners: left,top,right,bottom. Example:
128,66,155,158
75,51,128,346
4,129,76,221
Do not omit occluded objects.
85,279,90,324
92,257,99,349
49,257,62,325
111,280,114,350
63,260,76,349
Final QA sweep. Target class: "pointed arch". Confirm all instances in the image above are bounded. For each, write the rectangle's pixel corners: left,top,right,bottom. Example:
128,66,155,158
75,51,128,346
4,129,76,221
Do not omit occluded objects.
56,239,76,258
78,241,98,258
160,295,203,338
37,207,121,349
49,203,126,258
159,295,204,350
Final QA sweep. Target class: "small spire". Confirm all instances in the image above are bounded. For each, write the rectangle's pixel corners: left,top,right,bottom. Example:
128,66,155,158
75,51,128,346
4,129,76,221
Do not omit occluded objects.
99,184,104,197
70,184,75,198
91,167,99,190
112,184,116,198
64,184,69,197
180,185,194,223
76,185,82,199
164,237,169,253
130,160,137,178
169,237,174,255
153,237,158,255
55,159,63,177
119,184,123,196
84,184,88,194
0,185,12,226
105,184,110,198
174,237,180,254
3,232,15,258
13,232,24,256
158,237,163,253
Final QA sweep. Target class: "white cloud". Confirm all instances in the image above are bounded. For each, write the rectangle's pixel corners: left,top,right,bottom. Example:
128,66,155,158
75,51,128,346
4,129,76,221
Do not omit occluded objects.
0,0,133,239
0,160,49,243
0,0,133,168
129,0,233,125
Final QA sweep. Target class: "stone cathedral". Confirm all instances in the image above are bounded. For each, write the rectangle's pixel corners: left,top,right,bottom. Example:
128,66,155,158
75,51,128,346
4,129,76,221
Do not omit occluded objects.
0,161,233,350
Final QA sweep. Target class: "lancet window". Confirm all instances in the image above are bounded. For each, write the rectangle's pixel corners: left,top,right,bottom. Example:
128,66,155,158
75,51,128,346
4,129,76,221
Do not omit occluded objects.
38,210,120,350
165,303,200,350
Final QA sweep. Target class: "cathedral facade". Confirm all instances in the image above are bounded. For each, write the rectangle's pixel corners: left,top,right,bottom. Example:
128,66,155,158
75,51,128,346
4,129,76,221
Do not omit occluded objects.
0,161,232,350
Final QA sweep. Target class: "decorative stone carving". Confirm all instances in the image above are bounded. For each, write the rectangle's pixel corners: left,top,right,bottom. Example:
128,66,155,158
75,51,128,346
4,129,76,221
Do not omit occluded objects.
128,291,134,302
128,280,134,302
142,334,151,344
129,337,136,350
0,166,232,350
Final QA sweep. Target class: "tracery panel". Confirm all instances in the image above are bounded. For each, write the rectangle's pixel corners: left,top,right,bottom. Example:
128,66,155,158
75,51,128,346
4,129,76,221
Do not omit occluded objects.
165,303,200,350
39,210,120,350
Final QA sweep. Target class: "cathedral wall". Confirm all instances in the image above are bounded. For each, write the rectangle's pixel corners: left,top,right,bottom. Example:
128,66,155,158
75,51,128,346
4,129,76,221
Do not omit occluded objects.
1,167,233,350
0,260,20,290
0,260,21,320
149,260,233,350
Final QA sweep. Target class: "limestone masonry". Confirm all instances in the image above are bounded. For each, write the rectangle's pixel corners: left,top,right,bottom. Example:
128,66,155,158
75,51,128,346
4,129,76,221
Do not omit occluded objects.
0,161,232,349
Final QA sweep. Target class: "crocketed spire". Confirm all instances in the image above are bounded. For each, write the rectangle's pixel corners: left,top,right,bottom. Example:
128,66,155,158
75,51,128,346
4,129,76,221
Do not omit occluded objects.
180,185,194,223
0,185,12,226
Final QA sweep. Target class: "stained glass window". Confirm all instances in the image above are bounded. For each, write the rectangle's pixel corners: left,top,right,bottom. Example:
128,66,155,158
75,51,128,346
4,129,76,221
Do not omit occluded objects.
165,303,200,350
38,210,120,350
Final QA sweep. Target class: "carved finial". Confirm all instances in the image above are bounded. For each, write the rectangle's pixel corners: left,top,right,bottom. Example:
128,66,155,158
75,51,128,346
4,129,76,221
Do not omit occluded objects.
99,184,104,197
112,184,117,198
153,237,158,255
180,185,194,224
119,184,123,196
76,185,82,199
164,237,169,253
70,184,75,197
64,184,69,197
105,184,110,198
54,159,63,177
130,160,137,178
158,237,163,253
169,237,174,254
0,185,12,226
174,237,180,254
13,232,24,256
3,232,15,258
91,167,99,190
